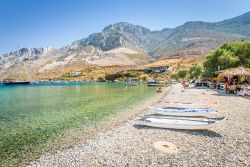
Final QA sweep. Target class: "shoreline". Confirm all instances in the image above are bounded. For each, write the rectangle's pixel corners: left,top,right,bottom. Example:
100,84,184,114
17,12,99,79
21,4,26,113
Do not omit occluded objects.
29,83,250,166
22,85,171,166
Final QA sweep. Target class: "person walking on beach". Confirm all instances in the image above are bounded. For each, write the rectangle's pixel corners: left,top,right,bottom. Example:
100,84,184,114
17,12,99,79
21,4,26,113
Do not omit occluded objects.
182,80,189,89
225,82,229,93
182,80,186,89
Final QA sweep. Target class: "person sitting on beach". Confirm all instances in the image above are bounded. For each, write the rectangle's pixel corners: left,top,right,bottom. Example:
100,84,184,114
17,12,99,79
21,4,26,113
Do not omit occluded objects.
157,87,162,93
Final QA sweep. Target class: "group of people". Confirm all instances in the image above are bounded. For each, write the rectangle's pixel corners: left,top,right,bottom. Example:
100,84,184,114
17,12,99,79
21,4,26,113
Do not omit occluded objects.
225,81,248,95
178,76,249,96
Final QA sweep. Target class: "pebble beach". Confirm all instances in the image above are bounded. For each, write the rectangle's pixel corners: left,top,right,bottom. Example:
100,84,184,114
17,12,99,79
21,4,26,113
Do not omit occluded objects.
28,84,250,167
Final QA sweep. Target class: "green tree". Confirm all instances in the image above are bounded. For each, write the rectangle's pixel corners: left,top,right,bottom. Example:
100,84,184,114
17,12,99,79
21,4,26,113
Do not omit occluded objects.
189,63,204,79
203,41,250,77
177,69,188,79
170,73,179,80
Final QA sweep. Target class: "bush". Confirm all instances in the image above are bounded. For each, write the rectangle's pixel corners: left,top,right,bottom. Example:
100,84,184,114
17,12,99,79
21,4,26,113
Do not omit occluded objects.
97,76,106,82
170,73,179,80
105,73,122,81
177,69,188,79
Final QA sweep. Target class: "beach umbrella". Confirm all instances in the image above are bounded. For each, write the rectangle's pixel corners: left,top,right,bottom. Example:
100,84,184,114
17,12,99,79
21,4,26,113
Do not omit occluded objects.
217,67,250,78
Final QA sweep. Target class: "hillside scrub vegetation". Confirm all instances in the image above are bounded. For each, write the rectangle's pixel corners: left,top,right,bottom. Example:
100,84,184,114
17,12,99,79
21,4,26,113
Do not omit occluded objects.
170,41,250,80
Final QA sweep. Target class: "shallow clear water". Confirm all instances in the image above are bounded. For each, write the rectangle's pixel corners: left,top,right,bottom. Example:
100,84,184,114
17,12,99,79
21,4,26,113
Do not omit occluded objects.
0,82,155,163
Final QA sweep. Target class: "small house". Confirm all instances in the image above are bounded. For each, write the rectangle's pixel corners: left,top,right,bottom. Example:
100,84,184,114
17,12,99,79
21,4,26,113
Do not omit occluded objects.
69,71,81,77
150,66,169,73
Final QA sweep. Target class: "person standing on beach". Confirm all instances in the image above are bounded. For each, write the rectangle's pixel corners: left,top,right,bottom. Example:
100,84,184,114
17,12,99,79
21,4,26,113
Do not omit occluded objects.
182,80,186,89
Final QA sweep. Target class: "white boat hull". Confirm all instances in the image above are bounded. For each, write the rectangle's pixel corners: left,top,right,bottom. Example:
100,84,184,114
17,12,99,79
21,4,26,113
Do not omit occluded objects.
153,107,217,117
134,117,225,130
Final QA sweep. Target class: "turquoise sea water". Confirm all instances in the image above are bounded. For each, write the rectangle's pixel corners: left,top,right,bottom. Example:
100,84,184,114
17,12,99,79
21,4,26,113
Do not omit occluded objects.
0,82,155,164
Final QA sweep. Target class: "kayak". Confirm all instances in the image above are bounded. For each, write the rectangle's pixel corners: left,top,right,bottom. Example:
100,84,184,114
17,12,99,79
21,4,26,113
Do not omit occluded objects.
134,116,225,130
153,107,217,116
162,101,218,108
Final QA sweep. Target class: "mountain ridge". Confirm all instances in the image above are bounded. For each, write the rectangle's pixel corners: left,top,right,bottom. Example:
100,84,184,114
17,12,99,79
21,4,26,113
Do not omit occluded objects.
2,11,250,56
1,11,250,80
70,11,250,58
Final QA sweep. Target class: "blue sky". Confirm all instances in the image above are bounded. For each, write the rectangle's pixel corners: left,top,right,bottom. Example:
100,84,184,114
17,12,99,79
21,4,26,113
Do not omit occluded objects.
0,0,249,54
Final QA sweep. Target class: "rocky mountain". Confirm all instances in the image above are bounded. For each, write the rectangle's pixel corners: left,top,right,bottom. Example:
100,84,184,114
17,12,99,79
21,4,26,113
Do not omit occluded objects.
74,22,151,51
1,11,249,80
0,47,56,70
214,11,250,36
0,44,149,80
71,11,250,58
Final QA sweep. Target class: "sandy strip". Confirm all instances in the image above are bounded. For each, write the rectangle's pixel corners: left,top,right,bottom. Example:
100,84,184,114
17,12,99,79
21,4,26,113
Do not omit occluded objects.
28,84,250,167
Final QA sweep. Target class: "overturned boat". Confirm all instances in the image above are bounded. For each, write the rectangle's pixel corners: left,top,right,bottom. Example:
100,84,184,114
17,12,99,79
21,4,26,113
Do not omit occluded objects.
134,116,225,130
153,107,217,117
1,80,31,85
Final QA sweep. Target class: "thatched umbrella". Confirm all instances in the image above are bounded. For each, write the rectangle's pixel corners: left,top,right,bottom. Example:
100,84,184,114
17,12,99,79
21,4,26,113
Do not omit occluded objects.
218,67,250,78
